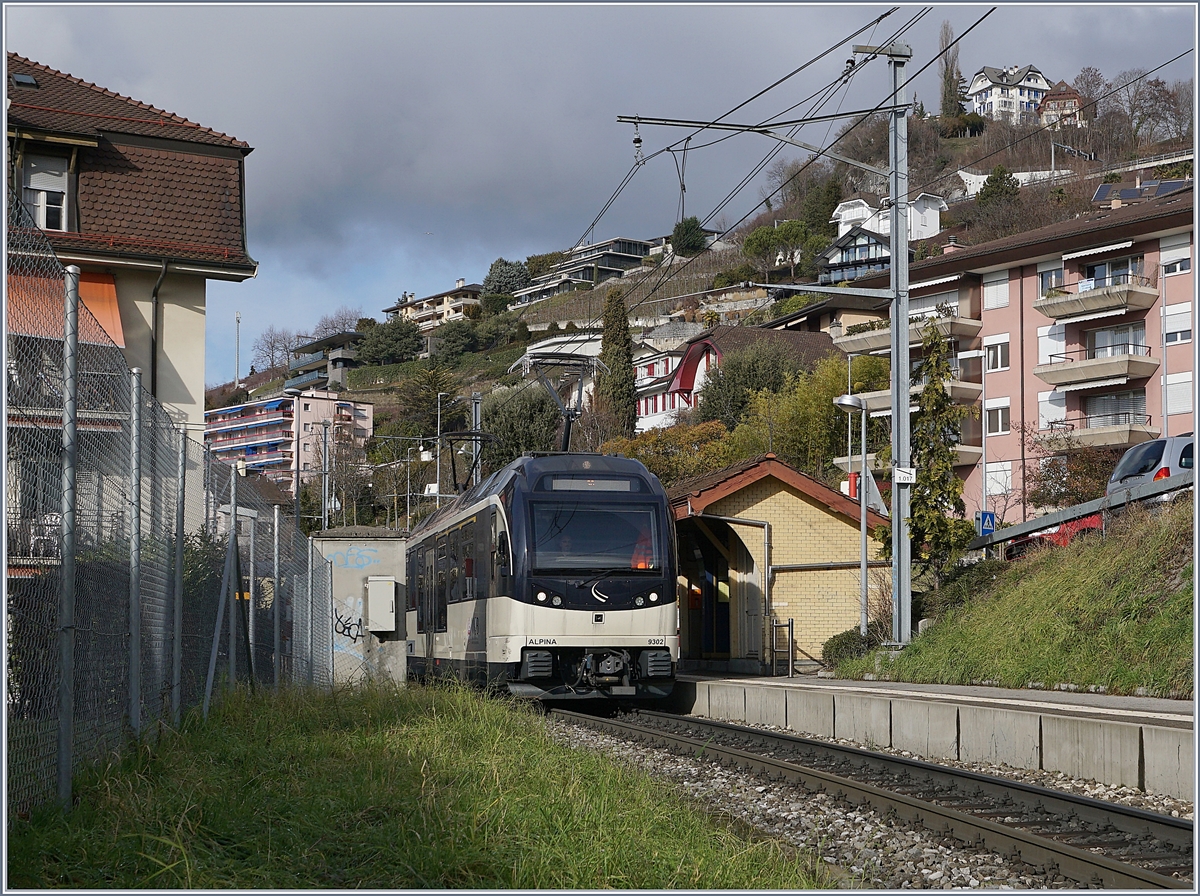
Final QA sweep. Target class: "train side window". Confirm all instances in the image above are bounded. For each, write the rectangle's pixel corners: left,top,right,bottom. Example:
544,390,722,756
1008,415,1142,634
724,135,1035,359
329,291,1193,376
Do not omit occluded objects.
477,510,491,600
462,522,476,600
495,529,510,594
436,536,448,632
448,528,461,604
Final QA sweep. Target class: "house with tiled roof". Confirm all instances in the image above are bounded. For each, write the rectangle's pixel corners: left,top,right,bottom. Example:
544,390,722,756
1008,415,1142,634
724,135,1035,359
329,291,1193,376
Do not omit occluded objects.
7,53,257,425
666,454,888,672
1038,80,1086,129
967,64,1052,125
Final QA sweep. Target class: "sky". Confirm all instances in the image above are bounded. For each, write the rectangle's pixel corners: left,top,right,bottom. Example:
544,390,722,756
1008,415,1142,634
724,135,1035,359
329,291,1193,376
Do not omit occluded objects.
5,3,1196,388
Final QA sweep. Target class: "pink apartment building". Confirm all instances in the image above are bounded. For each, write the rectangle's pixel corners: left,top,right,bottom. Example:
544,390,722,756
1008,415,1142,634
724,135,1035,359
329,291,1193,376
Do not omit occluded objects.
816,185,1193,524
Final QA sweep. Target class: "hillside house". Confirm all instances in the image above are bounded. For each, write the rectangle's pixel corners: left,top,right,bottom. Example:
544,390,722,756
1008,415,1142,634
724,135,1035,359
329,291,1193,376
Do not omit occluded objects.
967,64,1053,125
1038,80,1087,129
513,237,652,306
383,279,482,333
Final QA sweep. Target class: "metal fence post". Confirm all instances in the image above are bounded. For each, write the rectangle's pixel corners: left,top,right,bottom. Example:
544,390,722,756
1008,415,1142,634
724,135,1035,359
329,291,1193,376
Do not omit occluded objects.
57,265,81,809
171,430,187,726
248,518,256,680
203,473,237,719
273,504,281,688
129,368,143,738
229,472,238,687
328,557,335,686
307,537,314,685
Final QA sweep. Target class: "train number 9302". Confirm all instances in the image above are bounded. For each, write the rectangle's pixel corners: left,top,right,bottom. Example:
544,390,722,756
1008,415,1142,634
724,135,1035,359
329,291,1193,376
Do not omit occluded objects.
647,637,665,645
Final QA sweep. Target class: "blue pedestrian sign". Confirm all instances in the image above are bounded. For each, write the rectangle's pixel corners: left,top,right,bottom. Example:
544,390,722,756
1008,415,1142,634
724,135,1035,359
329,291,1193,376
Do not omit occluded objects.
975,510,996,536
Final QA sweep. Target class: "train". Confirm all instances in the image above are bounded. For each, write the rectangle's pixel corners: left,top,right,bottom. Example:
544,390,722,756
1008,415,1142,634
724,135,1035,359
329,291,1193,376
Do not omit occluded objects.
404,452,678,701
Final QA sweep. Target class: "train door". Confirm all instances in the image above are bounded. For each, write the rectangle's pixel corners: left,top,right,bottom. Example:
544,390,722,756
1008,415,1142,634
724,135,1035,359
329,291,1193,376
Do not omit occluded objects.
422,546,435,661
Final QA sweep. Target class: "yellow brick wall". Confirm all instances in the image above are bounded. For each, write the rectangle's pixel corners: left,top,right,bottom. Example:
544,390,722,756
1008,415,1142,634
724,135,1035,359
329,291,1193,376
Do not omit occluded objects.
705,477,891,659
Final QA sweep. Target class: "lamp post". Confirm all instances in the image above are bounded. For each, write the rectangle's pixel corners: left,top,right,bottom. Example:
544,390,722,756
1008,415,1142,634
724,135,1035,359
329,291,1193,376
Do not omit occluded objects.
835,393,869,637
958,349,987,515
283,387,304,525
321,419,331,531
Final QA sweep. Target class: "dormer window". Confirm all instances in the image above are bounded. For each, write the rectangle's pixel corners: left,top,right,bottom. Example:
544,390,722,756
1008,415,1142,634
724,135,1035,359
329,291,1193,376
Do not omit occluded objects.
22,153,68,231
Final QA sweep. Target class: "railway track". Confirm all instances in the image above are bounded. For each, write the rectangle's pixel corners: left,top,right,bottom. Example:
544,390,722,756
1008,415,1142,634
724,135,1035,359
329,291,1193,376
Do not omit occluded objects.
551,708,1193,889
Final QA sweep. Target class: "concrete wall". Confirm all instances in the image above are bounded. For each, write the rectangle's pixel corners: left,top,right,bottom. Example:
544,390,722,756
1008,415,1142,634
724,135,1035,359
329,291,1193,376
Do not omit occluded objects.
314,530,407,685
683,680,1193,799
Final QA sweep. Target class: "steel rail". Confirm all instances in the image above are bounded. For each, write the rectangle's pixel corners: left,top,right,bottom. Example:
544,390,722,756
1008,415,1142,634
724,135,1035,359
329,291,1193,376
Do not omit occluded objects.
551,709,1189,889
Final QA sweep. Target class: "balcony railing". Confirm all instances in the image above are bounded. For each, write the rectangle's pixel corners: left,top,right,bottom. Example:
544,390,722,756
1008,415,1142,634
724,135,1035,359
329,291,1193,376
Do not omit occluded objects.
1041,413,1159,449
284,369,327,389
289,350,325,372
1075,272,1157,294
1050,412,1152,431
1034,275,1158,321
1047,343,1152,364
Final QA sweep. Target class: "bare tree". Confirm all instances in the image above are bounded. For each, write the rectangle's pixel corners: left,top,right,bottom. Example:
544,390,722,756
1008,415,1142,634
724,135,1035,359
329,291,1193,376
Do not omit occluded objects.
1072,66,1109,121
1154,78,1194,144
1106,69,1166,148
252,325,299,371
938,20,964,118
312,305,364,339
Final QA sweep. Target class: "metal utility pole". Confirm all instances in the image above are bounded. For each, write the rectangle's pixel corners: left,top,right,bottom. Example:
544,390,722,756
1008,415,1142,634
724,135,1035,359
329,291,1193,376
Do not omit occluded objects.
57,265,80,808
235,311,241,387
471,392,482,487
436,393,449,506
321,419,330,531
618,41,915,644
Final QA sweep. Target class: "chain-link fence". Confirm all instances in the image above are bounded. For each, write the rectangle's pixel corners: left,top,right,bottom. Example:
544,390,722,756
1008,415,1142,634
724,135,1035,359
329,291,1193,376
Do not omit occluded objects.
7,192,333,816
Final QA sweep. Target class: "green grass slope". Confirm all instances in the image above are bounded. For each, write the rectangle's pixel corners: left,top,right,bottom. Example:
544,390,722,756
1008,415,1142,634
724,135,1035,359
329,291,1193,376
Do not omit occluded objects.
840,502,1194,697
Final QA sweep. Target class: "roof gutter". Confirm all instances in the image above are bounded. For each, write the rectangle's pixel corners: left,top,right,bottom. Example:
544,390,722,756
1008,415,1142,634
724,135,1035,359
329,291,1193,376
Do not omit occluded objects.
149,259,169,398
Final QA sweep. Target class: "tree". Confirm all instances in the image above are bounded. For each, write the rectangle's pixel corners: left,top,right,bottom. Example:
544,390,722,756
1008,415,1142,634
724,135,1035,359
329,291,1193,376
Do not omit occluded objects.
481,385,561,473
975,165,1021,207
480,293,513,317
526,250,565,279
1073,66,1109,121
431,319,477,363
601,421,734,488
251,325,299,371
696,342,807,431
312,305,363,338
802,175,843,242
742,226,781,281
772,219,813,280
357,317,422,366
1019,423,1122,509
482,258,531,296
671,216,708,257
891,322,975,587
938,21,966,118
595,289,637,437
356,316,378,332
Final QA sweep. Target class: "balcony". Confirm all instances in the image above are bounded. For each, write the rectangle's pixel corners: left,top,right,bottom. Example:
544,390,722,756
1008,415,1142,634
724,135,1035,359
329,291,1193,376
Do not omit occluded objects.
1038,414,1160,449
833,443,982,473
1032,275,1158,322
327,346,358,364
1032,344,1159,390
832,315,983,354
289,350,325,373
856,374,983,416
284,368,328,390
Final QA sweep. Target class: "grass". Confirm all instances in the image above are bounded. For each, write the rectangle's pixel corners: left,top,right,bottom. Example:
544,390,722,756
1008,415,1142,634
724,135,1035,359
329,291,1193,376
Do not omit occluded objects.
8,683,833,889
839,502,1194,697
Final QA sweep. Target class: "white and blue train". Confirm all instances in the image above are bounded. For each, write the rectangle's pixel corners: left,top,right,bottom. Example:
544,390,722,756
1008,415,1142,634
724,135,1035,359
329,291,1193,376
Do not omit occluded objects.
404,453,678,701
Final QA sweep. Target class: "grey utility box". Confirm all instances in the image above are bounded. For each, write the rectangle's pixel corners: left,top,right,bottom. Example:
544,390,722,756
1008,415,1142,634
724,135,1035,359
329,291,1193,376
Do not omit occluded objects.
365,576,398,633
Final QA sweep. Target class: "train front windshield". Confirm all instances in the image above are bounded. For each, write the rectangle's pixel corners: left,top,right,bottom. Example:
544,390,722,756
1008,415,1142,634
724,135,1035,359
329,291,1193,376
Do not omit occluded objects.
530,502,661,571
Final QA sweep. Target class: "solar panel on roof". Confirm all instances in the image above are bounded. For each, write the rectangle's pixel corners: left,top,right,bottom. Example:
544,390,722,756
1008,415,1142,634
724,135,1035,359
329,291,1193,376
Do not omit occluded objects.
11,73,37,87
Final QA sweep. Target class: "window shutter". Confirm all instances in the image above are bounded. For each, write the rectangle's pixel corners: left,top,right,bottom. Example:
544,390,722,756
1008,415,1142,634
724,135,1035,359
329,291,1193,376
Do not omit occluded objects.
909,289,958,319
1166,372,1194,416
982,271,1009,310
24,155,68,191
1037,324,1064,365
1038,390,1066,429
985,461,1012,495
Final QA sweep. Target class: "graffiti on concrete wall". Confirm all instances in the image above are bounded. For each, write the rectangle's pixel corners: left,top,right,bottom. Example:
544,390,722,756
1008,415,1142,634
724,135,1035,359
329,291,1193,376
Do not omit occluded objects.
328,545,380,570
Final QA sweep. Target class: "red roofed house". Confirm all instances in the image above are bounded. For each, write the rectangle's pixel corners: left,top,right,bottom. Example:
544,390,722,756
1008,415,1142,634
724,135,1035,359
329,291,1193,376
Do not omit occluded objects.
668,455,888,673
7,52,257,425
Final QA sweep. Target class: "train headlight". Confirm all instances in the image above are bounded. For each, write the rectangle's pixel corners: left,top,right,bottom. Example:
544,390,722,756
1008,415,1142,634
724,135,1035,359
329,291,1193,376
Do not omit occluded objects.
536,591,547,602
634,595,645,607
551,595,562,606
649,592,659,602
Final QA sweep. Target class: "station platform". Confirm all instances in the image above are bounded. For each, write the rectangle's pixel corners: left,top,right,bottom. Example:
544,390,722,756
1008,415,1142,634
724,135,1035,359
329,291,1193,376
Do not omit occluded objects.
667,673,1194,800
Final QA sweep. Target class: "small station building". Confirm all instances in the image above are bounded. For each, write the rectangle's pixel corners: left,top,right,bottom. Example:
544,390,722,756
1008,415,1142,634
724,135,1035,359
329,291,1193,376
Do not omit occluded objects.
667,454,889,674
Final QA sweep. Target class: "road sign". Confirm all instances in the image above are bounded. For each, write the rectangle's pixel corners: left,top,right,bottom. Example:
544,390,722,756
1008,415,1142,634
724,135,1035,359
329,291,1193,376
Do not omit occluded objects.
892,466,916,485
975,510,996,536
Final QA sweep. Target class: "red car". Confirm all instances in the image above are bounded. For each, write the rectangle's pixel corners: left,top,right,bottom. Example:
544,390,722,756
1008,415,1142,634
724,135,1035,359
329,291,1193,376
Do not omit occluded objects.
1003,513,1103,560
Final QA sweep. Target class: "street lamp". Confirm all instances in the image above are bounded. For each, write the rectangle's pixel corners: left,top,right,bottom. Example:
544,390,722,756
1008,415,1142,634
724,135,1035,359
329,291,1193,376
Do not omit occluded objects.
835,392,869,637
958,349,987,516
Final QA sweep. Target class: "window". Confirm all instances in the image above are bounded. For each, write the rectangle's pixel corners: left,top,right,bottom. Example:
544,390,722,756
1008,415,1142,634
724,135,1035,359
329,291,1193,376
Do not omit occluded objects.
982,271,1009,310
1038,390,1066,430
985,461,1012,495
1083,255,1144,289
1084,389,1146,428
303,402,311,411
304,422,312,432
983,333,1010,372
985,398,1011,435
1160,233,1191,276
1087,322,1146,359
22,153,68,231
1039,267,1064,295
1164,303,1192,345
1165,372,1193,416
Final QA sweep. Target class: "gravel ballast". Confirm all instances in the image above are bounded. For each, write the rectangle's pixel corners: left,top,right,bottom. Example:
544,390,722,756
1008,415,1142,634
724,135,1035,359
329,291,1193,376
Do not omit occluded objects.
547,716,1193,890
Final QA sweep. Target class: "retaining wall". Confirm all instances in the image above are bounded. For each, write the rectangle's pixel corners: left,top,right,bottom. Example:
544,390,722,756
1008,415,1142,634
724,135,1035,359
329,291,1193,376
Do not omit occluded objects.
668,680,1193,799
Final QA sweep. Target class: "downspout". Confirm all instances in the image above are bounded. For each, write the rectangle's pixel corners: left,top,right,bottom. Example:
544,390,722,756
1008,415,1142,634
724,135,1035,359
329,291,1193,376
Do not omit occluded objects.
150,259,168,398
1018,265,1027,522
689,511,772,667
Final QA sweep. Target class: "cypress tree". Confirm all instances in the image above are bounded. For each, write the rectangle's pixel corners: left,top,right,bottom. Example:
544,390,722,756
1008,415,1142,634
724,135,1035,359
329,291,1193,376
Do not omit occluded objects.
597,289,638,437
